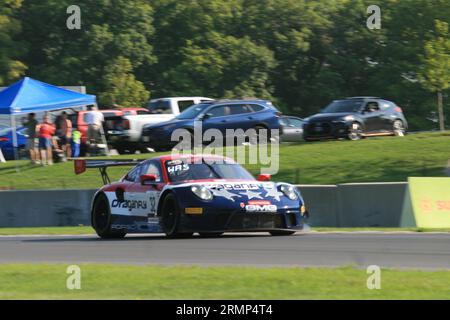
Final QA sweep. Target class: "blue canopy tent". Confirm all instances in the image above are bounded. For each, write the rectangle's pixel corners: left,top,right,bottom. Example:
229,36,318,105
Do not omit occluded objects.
0,77,97,161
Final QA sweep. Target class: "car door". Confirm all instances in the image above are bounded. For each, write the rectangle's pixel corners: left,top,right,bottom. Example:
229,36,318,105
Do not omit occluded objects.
282,117,304,142
379,100,396,131
125,161,163,219
201,105,232,134
226,104,256,130
362,101,383,133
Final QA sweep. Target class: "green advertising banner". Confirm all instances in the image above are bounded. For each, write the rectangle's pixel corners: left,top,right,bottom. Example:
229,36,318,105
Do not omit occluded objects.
401,177,450,228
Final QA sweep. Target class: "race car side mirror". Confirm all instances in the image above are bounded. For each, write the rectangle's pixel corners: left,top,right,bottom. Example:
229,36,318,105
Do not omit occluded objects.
140,174,157,185
257,174,271,182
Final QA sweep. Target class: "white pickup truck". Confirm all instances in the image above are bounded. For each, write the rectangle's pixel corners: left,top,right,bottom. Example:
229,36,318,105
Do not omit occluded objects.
109,97,213,154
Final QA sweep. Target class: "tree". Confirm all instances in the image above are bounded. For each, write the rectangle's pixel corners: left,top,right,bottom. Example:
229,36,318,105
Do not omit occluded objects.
164,33,276,99
19,0,155,94
99,57,150,108
0,0,26,85
418,20,450,131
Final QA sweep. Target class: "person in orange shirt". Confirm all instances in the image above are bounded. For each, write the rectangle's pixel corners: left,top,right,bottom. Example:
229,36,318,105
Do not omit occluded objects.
38,115,56,166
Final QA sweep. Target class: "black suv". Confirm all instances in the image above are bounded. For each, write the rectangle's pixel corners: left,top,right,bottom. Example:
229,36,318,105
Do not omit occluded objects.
303,97,408,141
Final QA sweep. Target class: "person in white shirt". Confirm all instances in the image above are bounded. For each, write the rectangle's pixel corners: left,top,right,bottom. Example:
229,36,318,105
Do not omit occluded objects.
85,105,104,144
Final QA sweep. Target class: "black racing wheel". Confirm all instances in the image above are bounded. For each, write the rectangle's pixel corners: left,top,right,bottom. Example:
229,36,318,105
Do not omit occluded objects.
92,193,126,239
161,193,193,238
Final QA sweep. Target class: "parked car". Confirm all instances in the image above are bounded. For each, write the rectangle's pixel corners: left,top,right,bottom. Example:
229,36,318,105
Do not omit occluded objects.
109,97,214,154
141,99,282,151
0,126,28,160
147,97,213,115
68,109,123,146
121,108,150,116
303,97,408,141
279,116,304,142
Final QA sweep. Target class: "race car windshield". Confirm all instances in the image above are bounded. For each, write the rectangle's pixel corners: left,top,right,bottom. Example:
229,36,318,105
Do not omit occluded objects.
165,161,255,182
176,103,210,119
321,100,363,113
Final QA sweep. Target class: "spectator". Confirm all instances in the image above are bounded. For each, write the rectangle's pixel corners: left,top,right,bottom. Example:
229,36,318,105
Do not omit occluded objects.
85,105,104,145
22,113,39,164
38,115,55,166
58,111,72,160
71,127,81,158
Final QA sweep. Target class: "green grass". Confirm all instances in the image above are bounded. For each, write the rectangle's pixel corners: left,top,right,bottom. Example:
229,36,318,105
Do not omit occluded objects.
0,226,94,235
313,227,450,232
0,132,449,190
0,226,448,235
0,264,449,299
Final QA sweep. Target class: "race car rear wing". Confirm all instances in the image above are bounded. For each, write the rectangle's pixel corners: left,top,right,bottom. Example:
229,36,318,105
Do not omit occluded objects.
74,159,142,184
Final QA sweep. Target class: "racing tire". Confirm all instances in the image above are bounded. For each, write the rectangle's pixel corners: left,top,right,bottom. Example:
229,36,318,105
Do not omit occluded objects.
347,122,363,141
198,232,224,238
161,193,193,238
92,193,126,239
269,230,296,236
392,120,406,136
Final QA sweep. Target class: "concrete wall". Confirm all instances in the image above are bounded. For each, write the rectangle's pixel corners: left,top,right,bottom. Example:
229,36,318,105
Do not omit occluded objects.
0,183,407,228
0,189,95,227
298,182,407,227
297,185,339,227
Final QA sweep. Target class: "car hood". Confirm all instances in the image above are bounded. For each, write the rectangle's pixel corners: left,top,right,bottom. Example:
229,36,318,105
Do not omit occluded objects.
307,112,356,122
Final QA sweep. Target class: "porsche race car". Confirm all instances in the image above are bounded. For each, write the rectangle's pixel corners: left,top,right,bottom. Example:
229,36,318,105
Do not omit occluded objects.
75,154,309,238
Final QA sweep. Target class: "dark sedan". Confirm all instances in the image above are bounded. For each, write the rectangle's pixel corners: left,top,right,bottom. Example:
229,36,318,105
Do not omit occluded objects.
303,97,408,141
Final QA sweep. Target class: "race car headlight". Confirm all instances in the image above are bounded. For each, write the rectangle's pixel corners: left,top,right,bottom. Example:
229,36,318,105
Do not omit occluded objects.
280,185,298,200
191,185,213,201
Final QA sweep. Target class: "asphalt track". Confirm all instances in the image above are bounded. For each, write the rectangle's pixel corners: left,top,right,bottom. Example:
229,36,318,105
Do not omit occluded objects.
0,232,449,269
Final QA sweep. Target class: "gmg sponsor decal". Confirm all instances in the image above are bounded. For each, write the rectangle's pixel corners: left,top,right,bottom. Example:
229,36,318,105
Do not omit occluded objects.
245,200,277,212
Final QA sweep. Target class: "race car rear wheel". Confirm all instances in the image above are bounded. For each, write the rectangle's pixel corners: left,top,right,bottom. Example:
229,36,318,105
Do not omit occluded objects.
92,193,126,239
269,230,296,236
161,193,193,238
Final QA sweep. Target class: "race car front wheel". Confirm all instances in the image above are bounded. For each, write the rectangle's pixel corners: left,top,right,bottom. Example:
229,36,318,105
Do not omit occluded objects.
161,193,193,238
92,193,126,239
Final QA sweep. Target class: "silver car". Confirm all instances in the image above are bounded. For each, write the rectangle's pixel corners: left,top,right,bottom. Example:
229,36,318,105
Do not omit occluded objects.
280,116,304,142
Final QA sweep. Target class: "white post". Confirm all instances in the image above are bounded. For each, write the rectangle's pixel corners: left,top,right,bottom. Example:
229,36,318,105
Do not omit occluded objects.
10,114,19,161
0,148,5,163
96,103,110,156
10,114,20,172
